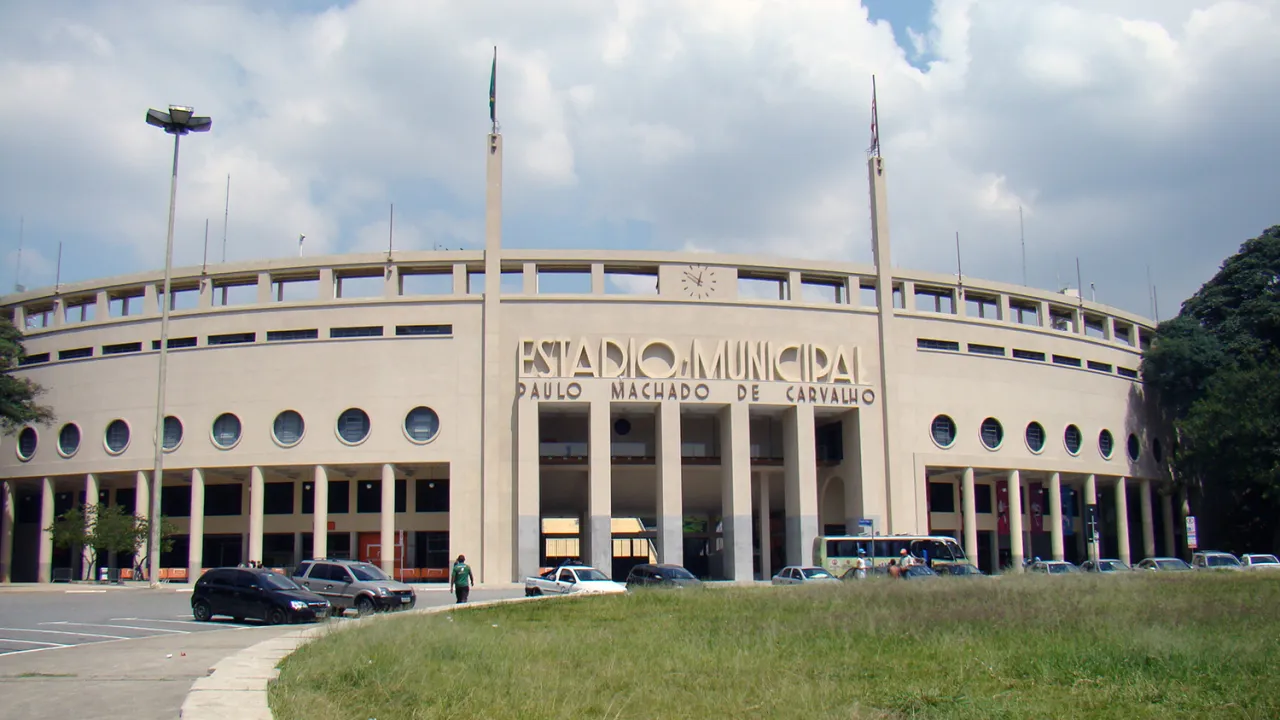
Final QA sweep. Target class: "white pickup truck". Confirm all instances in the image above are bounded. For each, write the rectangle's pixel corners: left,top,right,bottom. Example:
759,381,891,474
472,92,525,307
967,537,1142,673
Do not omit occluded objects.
524,564,628,596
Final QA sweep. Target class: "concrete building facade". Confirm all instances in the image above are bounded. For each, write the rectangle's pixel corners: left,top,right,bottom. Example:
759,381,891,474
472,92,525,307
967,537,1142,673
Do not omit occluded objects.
0,134,1179,585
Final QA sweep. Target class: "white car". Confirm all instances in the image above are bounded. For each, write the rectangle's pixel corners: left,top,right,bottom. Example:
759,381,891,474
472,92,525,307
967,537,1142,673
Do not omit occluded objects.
524,564,628,596
1192,551,1244,571
1241,554,1280,570
771,566,840,585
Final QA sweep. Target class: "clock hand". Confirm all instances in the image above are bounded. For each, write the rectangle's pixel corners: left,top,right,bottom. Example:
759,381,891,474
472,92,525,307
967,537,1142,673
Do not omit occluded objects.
683,271,703,286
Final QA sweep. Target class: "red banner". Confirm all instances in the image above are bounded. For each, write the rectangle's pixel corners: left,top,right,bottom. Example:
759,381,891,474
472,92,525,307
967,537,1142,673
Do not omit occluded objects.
997,480,1009,535
1030,482,1045,534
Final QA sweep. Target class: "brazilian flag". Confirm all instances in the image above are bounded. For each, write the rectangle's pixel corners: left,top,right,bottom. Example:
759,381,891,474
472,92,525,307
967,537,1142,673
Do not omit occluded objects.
488,47,496,124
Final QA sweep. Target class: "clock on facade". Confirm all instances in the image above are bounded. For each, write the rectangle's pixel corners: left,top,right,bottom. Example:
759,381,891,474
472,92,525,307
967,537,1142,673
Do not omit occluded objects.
679,264,720,299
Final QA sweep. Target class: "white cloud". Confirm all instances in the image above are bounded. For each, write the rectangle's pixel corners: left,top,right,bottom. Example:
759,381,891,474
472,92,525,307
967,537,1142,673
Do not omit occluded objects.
0,0,1275,319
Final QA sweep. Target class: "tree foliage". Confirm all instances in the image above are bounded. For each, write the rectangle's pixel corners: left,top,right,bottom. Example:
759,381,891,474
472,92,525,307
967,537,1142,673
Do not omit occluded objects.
45,503,179,578
1142,225,1280,552
0,314,55,433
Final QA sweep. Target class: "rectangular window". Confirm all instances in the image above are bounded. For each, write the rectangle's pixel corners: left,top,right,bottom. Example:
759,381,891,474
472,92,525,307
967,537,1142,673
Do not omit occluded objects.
1012,349,1046,362
334,273,384,299
928,482,956,513
330,326,383,338
800,277,846,304
964,294,1001,319
161,485,191,518
109,294,144,318
151,337,198,350
400,270,454,296
395,324,452,336
1011,301,1040,326
356,481,381,513
914,287,955,314
19,353,50,366
1117,366,1139,379
58,347,93,360
208,332,256,345
1114,324,1134,347
301,482,315,514
415,479,449,512
264,482,294,514
158,286,199,312
395,479,406,513
213,282,257,307
116,488,136,515
738,274,787,301
604,268,659,296
859,282,878,309
272,276,319,302
1052,355,1082,367
266,329,319,342
102,342,143,355
205,484,243,516
1050,308,1076,333
16,492,40,523
1084,315,1107,339
975,484,992,514
917,338,960,352
967,343,1005,356
1087,360,1113,373
416,531,450,569
537,268,592,294
328,480,350,514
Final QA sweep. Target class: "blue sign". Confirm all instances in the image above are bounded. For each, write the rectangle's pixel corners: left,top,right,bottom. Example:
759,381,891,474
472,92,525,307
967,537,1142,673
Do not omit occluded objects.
858,518,874,528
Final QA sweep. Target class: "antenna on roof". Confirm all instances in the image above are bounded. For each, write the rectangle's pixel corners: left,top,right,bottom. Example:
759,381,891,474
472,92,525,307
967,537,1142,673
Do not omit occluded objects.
388,203,394,260
1075,257,1083,308
955,231,963,286
54,241,63,294
201,218,209,275
13,216,25,293
1019,205,1026,286
869,75,881,158
221,174,230,264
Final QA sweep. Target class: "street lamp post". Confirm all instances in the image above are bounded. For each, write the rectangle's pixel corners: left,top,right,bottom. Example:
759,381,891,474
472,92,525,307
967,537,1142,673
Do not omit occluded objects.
145,106,211,588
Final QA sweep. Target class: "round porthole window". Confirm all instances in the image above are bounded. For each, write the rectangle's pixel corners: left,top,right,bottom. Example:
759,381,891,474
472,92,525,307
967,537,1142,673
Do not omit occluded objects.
163,416,183,452
1064,424,1082,456
16,427,37,461
980,418,1004,450
212,413,242,449
614,418,632,436
105,419,131,455
931,415,956,448
1128,433,1141,462
1025,422,1045,453
337,408,371,445
58,423,81,457
1099,429,1114,459
404,407,440,444
273,410,305,447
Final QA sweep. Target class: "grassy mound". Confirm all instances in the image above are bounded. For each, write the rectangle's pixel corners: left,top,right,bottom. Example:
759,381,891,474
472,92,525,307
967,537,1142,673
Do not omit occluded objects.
270,573,1280,719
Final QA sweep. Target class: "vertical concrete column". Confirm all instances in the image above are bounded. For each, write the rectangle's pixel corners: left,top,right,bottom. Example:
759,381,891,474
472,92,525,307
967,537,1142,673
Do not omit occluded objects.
1048,472,1064,561
1140,479,1155,561
719,403,753,582
38,477,54,583
783,404,819,567
383,265,400,298
189,468,204,581
83,473,99,579
1,481,14,583
248,467,264,565
293,532,303,567
1084,474,1099,562
840,411,863,535
655,401,683,567
757,472,771,580
515,399,541,579
380,464,395,575
1161,490,1176,557
318,268,335,300
961,468,978,565
312,466,328,560
590,263,605,294
1115,477,1131,566
256,272,272,304
1007,470,1024,571
587,399,613,574
135,471,151,568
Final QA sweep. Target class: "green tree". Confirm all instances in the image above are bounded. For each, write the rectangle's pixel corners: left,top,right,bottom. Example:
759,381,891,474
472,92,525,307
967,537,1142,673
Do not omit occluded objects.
1142,225,1280,552
0,314,55,433
45,504,179,579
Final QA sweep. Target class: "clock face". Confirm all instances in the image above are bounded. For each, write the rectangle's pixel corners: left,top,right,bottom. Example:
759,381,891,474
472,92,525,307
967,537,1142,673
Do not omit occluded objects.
679,264,719,299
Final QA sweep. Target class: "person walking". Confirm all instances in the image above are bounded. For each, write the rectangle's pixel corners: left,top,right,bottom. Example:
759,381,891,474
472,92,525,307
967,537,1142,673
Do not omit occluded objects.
449,554,473,604
854,549,869,580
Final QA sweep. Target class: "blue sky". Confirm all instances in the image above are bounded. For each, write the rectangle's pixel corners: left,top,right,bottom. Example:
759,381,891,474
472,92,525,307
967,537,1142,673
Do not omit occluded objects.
1,1,1277,318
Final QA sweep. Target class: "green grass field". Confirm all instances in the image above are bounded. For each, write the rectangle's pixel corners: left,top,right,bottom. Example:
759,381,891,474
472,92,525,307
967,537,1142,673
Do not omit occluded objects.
270,573,1280,719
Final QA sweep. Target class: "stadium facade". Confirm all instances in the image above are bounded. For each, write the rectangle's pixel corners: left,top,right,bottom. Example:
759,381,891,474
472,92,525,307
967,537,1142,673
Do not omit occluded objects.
0,133,1182,584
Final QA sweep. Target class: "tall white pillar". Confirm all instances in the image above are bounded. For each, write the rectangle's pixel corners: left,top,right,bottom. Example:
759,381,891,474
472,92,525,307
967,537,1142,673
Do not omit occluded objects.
655,401,683,567
1139,479,1155,561
312,466,328,560
1007,470,1024,571
189,468,204,581
1084,474,1099,563
587,399,613,574
515,399,542,579
1115,477,1131,566
719,403,753,582
248,467,264,565
380,464,396,575
961,468,978,565
1048,472,1064,561
757,472,772,580
783,404,819,567
83,473,99,579
38,477,54,583
1,481,14,583
1161,490,1175,557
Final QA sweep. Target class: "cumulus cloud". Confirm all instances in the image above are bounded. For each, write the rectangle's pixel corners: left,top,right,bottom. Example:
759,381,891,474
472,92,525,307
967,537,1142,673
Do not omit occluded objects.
0,0,1276,318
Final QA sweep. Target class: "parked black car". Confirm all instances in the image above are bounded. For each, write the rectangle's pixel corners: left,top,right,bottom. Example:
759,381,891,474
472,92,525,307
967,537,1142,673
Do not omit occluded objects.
192,567,330,625
625,563,702,589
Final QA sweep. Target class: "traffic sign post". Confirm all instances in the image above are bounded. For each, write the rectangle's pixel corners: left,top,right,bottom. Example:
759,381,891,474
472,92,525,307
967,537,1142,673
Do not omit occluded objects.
1186,516,1198,550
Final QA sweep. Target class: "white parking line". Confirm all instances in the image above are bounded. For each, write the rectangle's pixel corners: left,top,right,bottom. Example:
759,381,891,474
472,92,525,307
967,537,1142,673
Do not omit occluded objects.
112,617,250,628
65,590,107,594
0,637,132,658
0,627,127,640
40,622,188,635
0,638,68,647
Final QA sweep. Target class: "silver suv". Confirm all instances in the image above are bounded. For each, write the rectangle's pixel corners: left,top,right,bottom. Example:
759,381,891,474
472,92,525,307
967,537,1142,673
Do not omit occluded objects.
292,559,416,616
1191,551,1243,571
